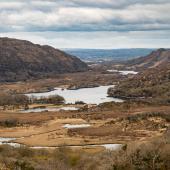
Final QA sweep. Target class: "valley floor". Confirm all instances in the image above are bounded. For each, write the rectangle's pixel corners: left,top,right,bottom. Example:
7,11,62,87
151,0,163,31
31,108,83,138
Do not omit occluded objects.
0,103,169,148
0,70,169,170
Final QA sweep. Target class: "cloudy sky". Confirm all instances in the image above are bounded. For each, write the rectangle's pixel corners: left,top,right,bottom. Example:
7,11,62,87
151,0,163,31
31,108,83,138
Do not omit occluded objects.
0,0,170,49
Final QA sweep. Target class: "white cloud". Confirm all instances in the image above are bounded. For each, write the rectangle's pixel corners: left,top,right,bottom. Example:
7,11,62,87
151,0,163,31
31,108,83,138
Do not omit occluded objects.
0,0,170,48
0,1,25,9
0,0,170,32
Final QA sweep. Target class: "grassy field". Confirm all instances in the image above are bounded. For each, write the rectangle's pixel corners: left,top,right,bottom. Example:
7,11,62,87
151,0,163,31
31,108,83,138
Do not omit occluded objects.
0,102,169,147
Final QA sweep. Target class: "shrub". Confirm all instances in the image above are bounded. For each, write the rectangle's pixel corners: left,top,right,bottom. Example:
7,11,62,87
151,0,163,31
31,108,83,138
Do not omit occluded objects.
0,119,19,127
75,101,85,105
31,95,65,105
0,93,29,107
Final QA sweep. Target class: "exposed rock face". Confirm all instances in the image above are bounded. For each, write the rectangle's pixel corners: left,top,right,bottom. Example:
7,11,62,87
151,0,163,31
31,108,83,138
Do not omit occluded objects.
126,48,170,70
0,37,88,82
108,49,170,104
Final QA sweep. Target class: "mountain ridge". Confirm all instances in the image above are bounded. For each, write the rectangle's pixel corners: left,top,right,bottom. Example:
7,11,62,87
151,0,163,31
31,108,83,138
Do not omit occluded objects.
108,49,170,104
125,48,170,70
0,37,88,82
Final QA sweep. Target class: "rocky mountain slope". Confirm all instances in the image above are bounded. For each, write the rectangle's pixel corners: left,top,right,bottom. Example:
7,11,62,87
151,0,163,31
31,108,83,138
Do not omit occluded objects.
125,48,170,70
0,38,88,82
108,49,170,104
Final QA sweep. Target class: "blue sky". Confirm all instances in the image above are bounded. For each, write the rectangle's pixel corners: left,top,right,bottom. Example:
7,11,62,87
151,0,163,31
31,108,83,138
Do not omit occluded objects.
0,0,170,49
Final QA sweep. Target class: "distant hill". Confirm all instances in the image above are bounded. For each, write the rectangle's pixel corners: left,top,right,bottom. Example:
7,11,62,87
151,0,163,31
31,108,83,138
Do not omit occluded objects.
125,48,170,70
64,48,154,62
108,49,170,104
0,38,88,82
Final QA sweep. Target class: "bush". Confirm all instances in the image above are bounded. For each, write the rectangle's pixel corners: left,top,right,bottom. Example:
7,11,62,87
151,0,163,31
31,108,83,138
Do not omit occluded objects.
31,95,65,105
0,138,169,170
0,93,29,107
75,101,85,105
0,119,19,127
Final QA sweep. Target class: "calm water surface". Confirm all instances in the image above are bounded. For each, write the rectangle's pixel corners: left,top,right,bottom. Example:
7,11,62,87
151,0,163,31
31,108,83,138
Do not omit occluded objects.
26,85,123,105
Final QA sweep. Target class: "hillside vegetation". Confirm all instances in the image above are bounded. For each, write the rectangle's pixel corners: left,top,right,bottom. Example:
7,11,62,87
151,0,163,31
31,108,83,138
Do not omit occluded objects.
0,132,169,170
125,48,170,70
108,49,170,104
0,38,88,82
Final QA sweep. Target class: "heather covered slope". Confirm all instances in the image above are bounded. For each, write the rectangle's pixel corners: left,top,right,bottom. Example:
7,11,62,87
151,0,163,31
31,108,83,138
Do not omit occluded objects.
125,48,170,70
108,49,170,104
0,38,88,82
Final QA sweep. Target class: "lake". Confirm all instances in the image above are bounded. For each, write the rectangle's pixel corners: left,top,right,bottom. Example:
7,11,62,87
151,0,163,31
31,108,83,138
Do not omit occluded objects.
63,124,91,129
20,106,78,113
0,137,123,151
26,85,123,105
107,70,138,75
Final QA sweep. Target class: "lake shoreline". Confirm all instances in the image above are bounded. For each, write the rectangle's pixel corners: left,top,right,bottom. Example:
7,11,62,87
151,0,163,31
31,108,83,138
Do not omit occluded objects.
26,85,123,105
